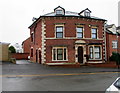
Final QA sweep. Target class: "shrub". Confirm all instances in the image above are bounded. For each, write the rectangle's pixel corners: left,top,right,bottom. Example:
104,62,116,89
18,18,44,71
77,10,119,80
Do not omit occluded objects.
9,46,16,53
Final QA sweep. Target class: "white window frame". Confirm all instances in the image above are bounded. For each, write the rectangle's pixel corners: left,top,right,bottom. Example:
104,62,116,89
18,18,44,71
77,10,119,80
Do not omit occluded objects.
91,27,98,39
55,25,64,38
112,41,118,49
52,47,68,61
89,45,102,60
76,25,84,38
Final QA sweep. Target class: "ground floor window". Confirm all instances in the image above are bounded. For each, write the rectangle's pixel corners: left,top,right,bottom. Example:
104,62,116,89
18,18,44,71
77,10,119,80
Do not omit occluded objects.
31,48,33,57
52,47,67,61
89,46,101,60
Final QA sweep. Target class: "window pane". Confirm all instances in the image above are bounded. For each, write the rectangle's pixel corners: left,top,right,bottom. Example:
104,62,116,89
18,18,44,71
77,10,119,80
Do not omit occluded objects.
92,28,97,33
56,27,63,32
57,49,63,54
90,47,93,52
112,41,118,49
95,53,100,59
56,33,63,38
90,53,93,59
56,10,63,15
89,47,93,59
94,47,100,59
77,27,83,32
57,54,63,60
92,34,96,39
57,49,63,60
91,28,97,39
94,47,100,52
77,33,83,38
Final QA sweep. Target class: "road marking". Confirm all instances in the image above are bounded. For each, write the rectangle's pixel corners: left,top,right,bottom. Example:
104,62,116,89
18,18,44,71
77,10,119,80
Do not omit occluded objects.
0,72,120,77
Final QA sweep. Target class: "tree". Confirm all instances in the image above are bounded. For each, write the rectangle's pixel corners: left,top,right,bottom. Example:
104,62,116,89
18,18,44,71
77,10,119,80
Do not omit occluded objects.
110,52,120,69
9,46,16,53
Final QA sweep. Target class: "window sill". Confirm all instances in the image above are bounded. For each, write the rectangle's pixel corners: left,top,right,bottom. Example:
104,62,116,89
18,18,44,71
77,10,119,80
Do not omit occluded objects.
52,60,68,62
89,59,102,61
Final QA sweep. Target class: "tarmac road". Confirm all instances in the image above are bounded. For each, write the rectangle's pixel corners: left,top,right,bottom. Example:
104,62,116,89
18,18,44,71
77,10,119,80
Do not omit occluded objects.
2,60,120,91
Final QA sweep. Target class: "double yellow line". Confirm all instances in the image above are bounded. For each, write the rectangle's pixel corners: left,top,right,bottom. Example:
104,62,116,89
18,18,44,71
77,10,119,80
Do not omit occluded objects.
0,72,120,77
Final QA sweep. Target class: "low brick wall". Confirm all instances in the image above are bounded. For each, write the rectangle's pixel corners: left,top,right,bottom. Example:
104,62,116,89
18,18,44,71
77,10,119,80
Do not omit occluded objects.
86,61,119,68
11,53,29,60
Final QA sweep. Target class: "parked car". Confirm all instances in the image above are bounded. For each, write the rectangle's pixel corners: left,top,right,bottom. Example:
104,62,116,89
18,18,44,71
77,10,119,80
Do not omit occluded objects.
105,77,120,93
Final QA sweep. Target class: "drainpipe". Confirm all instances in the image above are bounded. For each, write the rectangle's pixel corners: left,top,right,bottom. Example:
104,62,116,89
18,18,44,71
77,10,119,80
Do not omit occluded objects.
104,21,107,62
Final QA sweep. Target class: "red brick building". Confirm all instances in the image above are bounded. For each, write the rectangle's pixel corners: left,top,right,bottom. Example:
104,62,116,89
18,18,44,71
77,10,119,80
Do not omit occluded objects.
28,6,107,65
105,24,120,61
22,37,31,54
117,26,120,53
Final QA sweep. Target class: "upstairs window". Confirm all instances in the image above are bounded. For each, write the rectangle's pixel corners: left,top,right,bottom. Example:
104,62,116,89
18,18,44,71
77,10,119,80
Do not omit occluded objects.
56,10,63,15
84,11,90,17
91,28,97,39
54,6,65,16
31,48,33,57
56,26,64,38
76,27,84,38
31,33,34,42
112,41,118,49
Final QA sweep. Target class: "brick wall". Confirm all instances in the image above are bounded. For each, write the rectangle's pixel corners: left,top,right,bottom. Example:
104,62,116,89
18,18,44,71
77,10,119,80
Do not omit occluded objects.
29,16,105,64
29,20,42,62
45,17,104,38
106,32,118,61
11,53,29,60
22,37,31,53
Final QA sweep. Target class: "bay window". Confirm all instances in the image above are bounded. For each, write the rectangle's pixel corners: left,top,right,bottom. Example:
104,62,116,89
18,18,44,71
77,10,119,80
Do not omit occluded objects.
89,46,101,60
52,47,67,61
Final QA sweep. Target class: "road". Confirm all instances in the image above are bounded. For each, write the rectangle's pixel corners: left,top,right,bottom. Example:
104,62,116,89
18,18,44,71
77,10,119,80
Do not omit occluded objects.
1,60,120,91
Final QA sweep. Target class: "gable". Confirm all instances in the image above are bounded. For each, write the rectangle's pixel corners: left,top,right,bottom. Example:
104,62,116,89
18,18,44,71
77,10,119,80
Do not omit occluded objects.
54,6,65,16
79,8,91,17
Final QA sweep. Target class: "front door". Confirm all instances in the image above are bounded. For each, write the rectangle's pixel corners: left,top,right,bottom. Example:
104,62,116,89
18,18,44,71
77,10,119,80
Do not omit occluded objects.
78,46,83,64
36,50,38,63
39,50,41,64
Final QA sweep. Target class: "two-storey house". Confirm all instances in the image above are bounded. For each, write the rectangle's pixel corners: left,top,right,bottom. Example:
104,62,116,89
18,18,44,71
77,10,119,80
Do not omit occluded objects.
105,24,120,61
28,6,106,66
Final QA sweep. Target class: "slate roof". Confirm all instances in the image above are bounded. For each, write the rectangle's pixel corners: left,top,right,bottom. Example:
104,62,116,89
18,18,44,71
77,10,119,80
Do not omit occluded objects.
79,8,92,14
42,11,106,21
117,26,120,30
0,42,10,45
29,7,106,28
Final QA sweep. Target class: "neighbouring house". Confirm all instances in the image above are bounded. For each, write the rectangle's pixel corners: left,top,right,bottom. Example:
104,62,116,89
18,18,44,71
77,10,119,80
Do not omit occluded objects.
0,42,10,61
27,6,107,66
117,26,120,53
22,37,31,54
105,24,120,61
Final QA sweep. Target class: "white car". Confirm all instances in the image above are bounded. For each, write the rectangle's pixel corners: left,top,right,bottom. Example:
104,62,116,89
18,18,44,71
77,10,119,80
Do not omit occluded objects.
105,77,120,93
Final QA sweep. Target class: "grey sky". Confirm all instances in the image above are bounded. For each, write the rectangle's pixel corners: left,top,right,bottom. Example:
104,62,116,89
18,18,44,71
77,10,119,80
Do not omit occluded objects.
0,0,119,44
